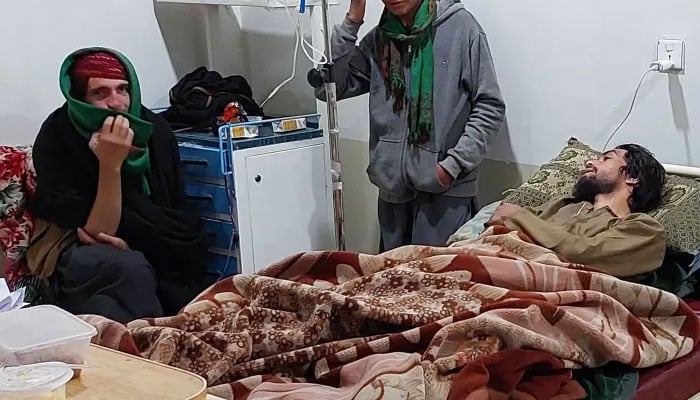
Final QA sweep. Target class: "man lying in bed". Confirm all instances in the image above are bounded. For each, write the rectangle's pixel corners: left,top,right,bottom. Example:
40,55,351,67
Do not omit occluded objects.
488,143,666,277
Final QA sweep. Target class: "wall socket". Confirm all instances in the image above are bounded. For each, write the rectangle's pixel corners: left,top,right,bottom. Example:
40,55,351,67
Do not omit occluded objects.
657,37,685,72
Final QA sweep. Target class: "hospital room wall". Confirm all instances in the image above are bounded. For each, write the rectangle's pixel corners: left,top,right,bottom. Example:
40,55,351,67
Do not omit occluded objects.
315,0,700,254
0,0,317,147
0,0,214,145
466,0,700,168
157,4,318,116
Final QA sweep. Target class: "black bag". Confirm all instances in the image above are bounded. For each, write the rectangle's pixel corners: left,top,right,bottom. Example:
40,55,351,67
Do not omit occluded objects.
159,67,264,132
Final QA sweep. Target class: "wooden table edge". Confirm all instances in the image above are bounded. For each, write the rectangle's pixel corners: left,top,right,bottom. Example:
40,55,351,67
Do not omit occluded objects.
80,344,209,400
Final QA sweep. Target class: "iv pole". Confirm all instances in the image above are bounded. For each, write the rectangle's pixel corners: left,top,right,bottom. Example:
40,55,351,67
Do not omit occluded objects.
308,0,345,251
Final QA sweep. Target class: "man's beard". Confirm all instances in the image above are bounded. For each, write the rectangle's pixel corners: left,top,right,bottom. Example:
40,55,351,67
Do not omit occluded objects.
572,176,616,204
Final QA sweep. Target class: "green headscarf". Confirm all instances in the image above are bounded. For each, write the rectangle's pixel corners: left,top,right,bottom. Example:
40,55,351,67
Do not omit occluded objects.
379,0,436,144
59,47,153,195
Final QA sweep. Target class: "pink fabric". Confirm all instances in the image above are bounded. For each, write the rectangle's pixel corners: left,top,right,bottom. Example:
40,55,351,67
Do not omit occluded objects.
240,353,422,400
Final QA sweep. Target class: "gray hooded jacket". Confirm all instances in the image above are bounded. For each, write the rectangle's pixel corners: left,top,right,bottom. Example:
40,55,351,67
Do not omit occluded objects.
318,0,506,203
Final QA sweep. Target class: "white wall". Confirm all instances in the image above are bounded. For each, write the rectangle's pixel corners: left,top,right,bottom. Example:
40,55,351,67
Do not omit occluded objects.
193,5,318,116
0,0,212,145
465,0,700,167
231,7,318,116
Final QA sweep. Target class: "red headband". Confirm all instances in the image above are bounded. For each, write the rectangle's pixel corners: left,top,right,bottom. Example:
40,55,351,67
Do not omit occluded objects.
71,52,127,81
70,52,128,97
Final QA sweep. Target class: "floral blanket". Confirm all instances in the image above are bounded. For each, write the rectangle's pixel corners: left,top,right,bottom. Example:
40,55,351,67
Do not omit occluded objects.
86,225,699,399
0,146,36,290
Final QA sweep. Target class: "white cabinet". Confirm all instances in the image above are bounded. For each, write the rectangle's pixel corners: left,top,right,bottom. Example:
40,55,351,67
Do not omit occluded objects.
233,137,334,273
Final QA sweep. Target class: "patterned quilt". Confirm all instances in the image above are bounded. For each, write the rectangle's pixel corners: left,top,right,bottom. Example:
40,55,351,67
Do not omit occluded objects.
86,225,700,399
0,146,36,291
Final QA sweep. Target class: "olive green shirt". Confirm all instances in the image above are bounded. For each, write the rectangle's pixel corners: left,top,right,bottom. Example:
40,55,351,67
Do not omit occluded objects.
504,197,666,277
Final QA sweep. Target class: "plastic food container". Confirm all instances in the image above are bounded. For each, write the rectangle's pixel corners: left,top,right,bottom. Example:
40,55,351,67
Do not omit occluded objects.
0,305,97,368
0,364,73,399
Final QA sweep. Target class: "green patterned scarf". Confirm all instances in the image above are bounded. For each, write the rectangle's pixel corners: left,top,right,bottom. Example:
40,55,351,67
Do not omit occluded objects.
59,47,153,195
379,0,436,144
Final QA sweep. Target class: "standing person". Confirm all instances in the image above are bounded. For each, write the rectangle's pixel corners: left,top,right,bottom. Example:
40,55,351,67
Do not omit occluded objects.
317,0,506,250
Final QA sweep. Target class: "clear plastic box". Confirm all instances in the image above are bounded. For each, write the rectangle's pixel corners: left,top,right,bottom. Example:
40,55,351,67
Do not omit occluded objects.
0,305,97,366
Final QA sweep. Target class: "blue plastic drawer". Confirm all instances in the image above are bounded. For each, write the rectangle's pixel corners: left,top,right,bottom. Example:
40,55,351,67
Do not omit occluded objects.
207,248,238,278
202,217,237,249
178,142,227,179
184,181,230,215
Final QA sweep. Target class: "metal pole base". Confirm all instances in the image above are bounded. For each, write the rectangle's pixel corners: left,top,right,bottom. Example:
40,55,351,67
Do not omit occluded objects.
310,0,346,251
308,64,345,251
325,81,345,251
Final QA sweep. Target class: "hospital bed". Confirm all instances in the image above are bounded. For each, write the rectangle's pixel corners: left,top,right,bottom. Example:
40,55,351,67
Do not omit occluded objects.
448,138,700,400
4,138,700,399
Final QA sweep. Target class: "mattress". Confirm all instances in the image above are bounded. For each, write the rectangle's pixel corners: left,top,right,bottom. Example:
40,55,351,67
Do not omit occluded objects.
633,299,700,400
634,342,700,400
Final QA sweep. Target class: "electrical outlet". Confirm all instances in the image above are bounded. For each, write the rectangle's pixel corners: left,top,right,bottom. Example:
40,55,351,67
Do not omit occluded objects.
657,37,685,72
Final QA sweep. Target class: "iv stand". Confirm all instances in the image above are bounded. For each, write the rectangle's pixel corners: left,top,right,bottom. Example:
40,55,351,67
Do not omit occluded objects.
308,0,345,251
